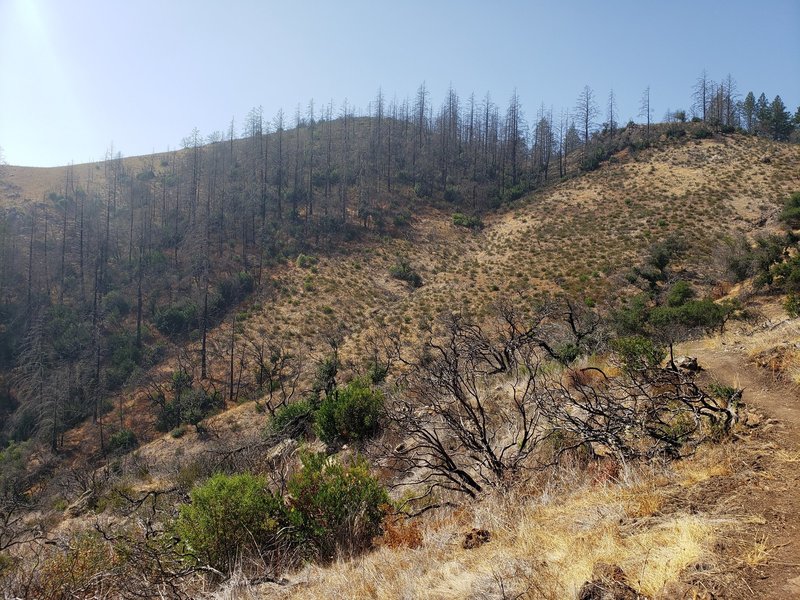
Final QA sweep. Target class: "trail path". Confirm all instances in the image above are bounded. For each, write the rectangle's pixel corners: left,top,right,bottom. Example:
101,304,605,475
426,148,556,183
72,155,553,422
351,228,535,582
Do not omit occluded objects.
683,330,800,598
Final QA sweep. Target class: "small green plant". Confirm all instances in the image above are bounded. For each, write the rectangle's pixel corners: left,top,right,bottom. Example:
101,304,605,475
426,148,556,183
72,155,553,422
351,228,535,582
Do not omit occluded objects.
665,280,695,307
785,293,800,317
270,399,314,438
389,258,423,288
611,336,665,371
779,192,800,229
443,185,462,203
452,212,483,229
315,378,383,445
154,301,198,336
154,372,223,432
296,254,317,268
107,429,137,454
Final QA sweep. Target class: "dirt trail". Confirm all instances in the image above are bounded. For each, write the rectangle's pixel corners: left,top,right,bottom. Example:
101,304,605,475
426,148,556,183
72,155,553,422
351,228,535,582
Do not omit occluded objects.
682,335,800,598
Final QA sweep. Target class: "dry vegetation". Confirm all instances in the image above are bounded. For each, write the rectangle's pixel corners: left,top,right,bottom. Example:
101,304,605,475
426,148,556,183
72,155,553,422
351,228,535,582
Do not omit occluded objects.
2,132,800,598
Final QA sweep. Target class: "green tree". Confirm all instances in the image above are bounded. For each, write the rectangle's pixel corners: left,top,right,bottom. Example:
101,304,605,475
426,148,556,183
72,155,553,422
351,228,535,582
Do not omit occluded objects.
741,91,756,133
755,93,770,135
770,95,794,141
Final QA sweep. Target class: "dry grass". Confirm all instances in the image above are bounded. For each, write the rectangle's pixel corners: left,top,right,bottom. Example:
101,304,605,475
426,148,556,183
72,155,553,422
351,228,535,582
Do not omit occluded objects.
248,451,742,600
742,535,774,568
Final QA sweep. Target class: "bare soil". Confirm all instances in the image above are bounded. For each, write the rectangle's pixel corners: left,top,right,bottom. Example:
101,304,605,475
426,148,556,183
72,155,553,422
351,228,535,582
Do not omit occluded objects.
682,330,800,599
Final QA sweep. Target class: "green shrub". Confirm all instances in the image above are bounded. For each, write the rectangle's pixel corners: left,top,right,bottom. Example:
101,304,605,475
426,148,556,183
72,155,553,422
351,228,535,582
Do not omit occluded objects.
666,280,695,307
365,358,389,384
0,441,31,496
779,192,800,229
155,373,223,432
708,382,739,404
105,332,141,390
392,209,412,228
785,293,800,317
287,453,388,560
216,271,255,311
611,336,665,371
665,125,686,138
154,301,198,336
102,290,131,318
771,253,800,293
414,181,432,198
175,473,286,573
580,146,607,171
108,429,137,454
555,343,580,365
443,185,462,203
389,258,423,288
311,354,339,399
499,183,526,202
270,399,314,438
612,294,650,336
452,212,483,229
296,254,317,269
315,378,383,445
650,299,727,333
179,388,224,428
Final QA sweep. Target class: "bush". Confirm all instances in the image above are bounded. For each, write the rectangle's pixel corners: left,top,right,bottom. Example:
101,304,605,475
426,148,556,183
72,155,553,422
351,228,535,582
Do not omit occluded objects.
108,428,137,454
666,280,695,307
666,125,686,138
452,212,483,229
105,332,141,390
315,378,383,445
287,453,388,560
270,399,314,438
785,293,800,317
311,354,339,399
155,373,223,432
179,388,224,428
175,473,286,573
443,185,462,203
555,342,580,365
216,271,255,311
154,301,198,336
414,180,432,198
779,192,800,229
580,146,607,171
611,336,665,371
102,290,131,318
296,254,317,269
389,258,423,288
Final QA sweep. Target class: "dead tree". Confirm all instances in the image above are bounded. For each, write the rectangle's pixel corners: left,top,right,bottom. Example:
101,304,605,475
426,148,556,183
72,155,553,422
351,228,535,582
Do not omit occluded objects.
389,312,549,500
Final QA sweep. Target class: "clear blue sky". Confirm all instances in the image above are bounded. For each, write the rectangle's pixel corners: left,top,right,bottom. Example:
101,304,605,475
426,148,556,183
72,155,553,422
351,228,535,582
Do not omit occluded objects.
1,0,798,167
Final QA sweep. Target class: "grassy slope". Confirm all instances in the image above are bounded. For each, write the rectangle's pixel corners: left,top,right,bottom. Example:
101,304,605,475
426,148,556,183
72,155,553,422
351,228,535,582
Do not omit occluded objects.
5,134,800,597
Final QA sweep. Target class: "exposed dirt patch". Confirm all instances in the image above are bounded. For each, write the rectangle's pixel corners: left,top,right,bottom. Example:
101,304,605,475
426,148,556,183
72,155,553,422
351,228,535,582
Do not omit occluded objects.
681,321,800,599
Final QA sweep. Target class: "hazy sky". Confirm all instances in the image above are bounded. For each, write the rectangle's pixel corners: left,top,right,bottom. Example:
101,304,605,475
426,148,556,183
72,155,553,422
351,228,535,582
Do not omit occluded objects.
1,0,798,167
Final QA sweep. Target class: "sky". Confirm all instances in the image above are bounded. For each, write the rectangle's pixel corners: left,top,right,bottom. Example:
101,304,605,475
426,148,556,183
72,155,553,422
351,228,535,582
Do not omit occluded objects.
0,0,798,167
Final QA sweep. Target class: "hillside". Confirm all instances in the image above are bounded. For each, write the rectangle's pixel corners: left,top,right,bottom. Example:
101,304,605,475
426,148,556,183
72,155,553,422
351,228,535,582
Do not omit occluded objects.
1,126,800,599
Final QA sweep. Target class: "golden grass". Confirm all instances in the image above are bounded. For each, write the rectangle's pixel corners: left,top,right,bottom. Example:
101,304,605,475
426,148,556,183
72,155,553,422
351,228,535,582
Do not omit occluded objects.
742,535,773,568
265,463,724,600
775,450,800,463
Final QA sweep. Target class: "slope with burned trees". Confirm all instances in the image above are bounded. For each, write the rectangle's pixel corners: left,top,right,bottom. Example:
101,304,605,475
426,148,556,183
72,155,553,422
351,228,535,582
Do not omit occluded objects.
0,79,799,598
